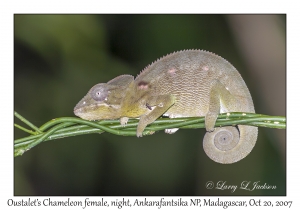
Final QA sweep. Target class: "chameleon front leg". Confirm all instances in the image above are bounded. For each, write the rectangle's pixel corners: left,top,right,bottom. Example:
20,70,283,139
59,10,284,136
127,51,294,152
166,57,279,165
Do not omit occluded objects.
137,94,176,137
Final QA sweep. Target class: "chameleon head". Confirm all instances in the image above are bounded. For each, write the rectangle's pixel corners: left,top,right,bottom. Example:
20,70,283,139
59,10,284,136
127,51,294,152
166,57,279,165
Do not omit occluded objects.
74,83,121,120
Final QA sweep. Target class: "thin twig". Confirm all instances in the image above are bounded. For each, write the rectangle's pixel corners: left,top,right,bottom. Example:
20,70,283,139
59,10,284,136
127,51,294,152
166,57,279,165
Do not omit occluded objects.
14,112,42,134
14,112,286,157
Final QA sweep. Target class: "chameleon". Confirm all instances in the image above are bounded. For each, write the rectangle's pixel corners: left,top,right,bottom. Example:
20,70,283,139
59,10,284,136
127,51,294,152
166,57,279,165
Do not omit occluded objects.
74,50,258,164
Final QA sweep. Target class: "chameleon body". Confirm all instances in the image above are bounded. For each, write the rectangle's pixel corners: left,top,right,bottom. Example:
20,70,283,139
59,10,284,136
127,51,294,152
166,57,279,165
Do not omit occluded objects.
74,50,258,164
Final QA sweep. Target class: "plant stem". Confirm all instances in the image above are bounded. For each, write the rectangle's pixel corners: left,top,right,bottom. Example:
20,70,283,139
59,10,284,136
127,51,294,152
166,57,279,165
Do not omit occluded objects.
14,112,286,157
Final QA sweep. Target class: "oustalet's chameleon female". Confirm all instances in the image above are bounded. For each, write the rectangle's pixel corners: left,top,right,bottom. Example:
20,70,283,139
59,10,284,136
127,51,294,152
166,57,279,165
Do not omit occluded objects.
74,50,257,164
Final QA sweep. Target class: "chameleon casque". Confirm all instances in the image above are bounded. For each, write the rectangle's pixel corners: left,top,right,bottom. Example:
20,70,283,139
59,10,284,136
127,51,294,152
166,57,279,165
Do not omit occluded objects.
74,50,258,164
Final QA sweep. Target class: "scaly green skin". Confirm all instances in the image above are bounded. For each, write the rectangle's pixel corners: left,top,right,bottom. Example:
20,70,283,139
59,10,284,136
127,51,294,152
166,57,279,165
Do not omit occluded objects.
74,50,258,164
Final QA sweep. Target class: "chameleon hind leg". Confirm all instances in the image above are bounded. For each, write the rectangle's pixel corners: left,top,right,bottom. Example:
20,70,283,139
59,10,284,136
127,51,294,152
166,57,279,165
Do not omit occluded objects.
203,79,257,164
205,79,238,131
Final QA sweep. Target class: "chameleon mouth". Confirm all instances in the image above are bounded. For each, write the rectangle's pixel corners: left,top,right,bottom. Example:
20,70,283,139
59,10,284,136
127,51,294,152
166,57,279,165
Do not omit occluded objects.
73,107,81,117
74,107,88,119
73,107,97,120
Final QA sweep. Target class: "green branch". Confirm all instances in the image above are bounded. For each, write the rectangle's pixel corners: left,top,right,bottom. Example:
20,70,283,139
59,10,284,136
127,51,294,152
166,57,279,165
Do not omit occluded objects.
14,111,286,157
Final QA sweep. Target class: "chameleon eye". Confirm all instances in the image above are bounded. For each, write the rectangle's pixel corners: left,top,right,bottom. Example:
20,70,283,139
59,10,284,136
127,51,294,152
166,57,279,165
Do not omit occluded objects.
90,84,108,101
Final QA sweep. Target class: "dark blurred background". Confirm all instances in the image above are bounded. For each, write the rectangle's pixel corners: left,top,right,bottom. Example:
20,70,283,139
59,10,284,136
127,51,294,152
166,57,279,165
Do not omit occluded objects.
14,14,286,196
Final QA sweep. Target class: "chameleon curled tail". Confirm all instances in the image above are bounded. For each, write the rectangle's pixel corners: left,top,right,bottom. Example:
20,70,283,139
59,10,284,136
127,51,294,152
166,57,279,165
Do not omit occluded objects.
203,125,258,164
